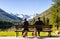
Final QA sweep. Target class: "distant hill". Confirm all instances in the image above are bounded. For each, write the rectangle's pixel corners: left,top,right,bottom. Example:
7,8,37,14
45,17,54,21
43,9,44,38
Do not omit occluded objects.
29,6,60,25
35,9,50,20
29,9,50,25
30,9,50,20
0,8,22,22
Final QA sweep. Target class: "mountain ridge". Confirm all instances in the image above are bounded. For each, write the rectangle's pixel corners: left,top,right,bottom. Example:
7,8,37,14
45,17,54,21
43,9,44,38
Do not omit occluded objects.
0,8,22,22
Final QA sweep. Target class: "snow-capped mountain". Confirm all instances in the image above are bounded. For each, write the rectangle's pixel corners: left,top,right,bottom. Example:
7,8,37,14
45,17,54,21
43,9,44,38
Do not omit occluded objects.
15,13,39,20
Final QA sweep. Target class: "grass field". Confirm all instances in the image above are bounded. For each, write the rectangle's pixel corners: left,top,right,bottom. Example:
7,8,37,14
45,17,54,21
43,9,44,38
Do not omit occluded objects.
0,26,60,36
0,31,60,36
0,32,47,36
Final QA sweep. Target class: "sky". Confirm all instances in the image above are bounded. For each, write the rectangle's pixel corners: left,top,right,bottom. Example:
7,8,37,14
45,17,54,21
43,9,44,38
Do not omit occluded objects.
0,0,53,15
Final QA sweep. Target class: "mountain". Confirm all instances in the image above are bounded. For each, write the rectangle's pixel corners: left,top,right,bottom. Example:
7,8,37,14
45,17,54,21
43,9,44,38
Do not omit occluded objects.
28,9,50,25
0,8,22,22
16,13,39,20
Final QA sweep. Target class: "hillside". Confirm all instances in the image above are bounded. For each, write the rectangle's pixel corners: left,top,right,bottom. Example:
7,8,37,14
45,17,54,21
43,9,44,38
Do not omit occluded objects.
29,5,60,25
29,9,50,25
34,9,50,20
0,8,22,22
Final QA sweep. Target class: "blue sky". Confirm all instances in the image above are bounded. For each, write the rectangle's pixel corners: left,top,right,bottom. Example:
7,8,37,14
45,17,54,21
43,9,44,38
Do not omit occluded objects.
0,0,53,15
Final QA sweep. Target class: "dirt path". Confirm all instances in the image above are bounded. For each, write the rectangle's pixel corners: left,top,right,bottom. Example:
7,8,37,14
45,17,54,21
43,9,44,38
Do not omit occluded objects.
0,36,60,39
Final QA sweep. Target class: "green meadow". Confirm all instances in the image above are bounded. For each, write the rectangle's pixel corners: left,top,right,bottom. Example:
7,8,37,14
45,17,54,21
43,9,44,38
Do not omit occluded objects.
0,31,60,36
